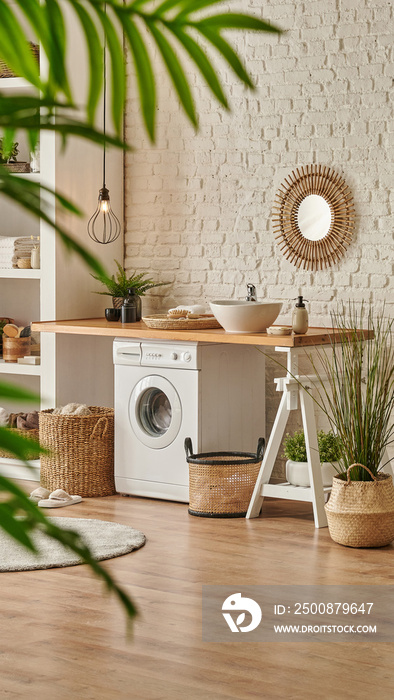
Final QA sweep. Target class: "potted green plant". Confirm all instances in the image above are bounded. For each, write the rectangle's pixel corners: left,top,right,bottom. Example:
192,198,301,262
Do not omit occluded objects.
91,260,170,319
303,303,394,547
0,139,19,164
0,139,31,173
283,429,341,487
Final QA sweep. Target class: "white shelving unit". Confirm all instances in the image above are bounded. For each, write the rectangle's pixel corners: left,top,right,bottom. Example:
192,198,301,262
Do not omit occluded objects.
1,13,123,480
0,360,41,376
0,269,41,279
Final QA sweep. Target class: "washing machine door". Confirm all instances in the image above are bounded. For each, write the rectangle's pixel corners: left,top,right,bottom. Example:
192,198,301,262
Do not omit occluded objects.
129,375,182,449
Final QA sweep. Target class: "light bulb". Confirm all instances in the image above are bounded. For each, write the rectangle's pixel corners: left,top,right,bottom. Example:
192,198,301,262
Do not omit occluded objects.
87,186,121,244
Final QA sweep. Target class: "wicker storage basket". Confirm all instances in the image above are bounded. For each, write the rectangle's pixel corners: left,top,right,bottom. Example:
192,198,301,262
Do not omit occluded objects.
39,407,115,497
4,162,31,173
185,437,265,518
0,427,40,460
325,464,394,548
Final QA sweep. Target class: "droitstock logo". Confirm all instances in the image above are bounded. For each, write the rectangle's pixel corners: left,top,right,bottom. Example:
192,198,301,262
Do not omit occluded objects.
222,593,262,633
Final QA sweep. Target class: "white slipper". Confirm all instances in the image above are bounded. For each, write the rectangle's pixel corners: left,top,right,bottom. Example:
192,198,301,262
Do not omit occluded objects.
37,488,82,508
29,487,51,503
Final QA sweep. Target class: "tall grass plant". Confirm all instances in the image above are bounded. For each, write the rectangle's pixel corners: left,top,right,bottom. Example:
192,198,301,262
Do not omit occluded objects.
307,304,393,481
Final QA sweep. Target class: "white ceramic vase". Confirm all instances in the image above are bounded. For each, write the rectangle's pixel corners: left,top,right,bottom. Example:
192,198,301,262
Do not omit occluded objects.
31,246,40,269
286,460,339,487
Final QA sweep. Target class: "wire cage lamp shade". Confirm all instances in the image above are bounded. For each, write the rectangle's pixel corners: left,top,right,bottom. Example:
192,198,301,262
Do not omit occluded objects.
87,13,121,245
87,185,121,244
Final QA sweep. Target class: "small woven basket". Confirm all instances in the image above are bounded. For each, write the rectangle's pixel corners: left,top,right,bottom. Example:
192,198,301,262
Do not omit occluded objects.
185,437,265,518
39,406,115,497
17,257,32,269
142,314,222,330
325,464,394,548
0,428,39,460
4,162,31,173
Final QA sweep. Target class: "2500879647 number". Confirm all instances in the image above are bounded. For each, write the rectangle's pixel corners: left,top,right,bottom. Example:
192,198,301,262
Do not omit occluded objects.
293,603,374,615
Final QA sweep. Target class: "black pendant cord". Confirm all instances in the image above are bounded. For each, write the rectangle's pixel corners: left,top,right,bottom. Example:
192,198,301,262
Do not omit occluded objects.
87,1,121,244
102,7,106,190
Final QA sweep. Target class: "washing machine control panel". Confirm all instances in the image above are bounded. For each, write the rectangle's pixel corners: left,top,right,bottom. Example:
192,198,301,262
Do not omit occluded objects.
141,343,199,369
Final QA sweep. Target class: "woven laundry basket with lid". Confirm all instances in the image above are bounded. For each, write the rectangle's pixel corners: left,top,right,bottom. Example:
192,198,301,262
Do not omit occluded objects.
39,407,115,497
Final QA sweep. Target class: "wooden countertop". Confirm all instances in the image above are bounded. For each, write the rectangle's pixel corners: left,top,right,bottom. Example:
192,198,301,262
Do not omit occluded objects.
31,318,373,347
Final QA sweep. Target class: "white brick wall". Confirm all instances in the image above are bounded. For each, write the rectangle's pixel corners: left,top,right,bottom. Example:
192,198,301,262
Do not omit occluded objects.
124,0,393,477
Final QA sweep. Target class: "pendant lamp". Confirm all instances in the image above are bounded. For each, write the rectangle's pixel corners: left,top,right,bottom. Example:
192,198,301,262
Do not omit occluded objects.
87,19,121,244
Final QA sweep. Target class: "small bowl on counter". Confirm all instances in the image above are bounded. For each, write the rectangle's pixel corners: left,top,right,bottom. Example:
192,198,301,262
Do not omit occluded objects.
105,308,121,322
266,326,292,336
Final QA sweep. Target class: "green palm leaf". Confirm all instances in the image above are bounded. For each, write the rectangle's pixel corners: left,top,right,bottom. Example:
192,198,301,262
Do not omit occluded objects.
0,504,37,552
196,13,282,34
95,3,126,136
0,170,107,278
44,0,73,102
168,24,228,108
0,475,137,620
0,1,41,88
69,0,104,124
196,25,254,88
0,381,39,403
116,10,156,141
0,427,42,462
176,0,229,18
148,19,197,127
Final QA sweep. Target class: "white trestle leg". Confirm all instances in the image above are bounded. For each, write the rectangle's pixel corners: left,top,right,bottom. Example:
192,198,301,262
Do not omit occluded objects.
246,346,329,528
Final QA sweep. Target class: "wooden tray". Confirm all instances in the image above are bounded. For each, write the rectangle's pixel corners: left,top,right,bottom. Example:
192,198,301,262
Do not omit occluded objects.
142,314,222,330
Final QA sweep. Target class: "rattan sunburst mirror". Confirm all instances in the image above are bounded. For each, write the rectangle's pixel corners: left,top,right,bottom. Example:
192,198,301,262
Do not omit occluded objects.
272,164,355,270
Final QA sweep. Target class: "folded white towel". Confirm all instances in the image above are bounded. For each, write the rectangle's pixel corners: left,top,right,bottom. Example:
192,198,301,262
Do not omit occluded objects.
0,236,35,249
0,238,17,249
0,236,31,246
168,304,207,315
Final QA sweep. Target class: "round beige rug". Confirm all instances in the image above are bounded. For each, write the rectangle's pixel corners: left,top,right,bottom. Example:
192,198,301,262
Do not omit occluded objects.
0,518,146,572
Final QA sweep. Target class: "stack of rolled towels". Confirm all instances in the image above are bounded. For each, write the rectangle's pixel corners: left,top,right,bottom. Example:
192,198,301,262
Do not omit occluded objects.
0,408,39,430
0,236,35,269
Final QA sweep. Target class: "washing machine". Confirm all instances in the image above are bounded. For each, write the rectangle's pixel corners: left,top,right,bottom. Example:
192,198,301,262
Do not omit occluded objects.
113,338,265,501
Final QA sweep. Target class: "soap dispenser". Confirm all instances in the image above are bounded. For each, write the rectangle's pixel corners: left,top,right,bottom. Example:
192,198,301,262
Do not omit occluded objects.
292,296,309,334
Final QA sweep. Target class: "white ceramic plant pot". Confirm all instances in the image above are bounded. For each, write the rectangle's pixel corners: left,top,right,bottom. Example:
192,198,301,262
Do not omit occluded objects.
285,460,339,488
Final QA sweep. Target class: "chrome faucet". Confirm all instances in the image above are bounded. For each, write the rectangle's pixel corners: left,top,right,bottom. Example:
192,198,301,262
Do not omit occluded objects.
246,284,257,302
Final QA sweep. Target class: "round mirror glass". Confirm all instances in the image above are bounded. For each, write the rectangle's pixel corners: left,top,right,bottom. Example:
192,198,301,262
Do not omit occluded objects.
296,194,332,241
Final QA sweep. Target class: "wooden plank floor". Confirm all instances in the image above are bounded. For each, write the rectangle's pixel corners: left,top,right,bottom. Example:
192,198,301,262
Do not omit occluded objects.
1,481,393,700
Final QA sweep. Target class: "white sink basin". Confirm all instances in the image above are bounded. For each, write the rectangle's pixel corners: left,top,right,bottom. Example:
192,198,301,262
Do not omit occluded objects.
210,300,283,334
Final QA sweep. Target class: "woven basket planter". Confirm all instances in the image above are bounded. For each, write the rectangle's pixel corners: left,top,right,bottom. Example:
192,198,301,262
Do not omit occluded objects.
185,437,265,518
0,428,39,460
39,407,115,497
325,464,394,548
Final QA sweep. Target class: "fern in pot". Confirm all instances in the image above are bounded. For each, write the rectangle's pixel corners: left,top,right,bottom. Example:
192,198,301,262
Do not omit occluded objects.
283,429,342,488
91,260,170,319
